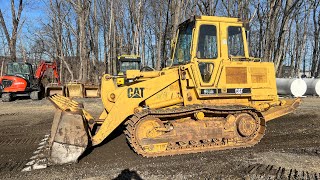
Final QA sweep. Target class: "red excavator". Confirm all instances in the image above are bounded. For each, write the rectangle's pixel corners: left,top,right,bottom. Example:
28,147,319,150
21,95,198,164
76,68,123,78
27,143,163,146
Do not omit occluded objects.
0,60,60,102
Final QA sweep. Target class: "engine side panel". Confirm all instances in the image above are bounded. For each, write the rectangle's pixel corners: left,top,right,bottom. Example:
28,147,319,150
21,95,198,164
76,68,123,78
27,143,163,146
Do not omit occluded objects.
0,76,28,93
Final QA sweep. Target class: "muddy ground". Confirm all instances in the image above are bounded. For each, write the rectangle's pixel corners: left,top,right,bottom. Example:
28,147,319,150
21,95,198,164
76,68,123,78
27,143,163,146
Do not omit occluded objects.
0,97,319,180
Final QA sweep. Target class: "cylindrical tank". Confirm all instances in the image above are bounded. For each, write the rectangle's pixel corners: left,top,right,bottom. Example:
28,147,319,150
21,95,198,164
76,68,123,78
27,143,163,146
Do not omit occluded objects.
276,78,307,97
303,78,320,96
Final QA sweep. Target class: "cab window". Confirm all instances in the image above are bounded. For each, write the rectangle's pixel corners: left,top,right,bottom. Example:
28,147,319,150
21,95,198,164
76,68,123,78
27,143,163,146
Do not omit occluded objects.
119,61,140,72
173,22,194,65
199,63,214,83
228,26,244,57
197,25,218,59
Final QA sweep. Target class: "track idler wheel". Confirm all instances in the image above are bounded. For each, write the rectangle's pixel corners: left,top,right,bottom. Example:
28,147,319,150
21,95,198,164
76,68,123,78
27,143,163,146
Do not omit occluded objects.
236,113,259,137
47,110,90,165
135,117,168,153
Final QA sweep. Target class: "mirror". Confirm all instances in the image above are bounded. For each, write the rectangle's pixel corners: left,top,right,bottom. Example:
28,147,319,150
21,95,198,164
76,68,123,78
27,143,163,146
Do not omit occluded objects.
166,58,173,67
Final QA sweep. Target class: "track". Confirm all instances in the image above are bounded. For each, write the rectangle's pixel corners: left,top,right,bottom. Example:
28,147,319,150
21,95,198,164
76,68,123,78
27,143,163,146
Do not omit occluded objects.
125,104,265,157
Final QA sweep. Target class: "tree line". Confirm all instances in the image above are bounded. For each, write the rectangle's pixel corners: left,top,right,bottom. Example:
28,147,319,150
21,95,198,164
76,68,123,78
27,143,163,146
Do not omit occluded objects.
0,0,319,83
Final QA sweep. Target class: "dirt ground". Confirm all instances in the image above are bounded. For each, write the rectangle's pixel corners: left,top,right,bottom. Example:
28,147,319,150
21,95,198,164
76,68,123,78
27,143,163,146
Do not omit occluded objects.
0,97,319,180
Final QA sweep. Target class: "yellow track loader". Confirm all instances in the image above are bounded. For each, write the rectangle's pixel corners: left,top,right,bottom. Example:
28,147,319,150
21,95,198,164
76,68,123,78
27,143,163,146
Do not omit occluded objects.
44,16,300,165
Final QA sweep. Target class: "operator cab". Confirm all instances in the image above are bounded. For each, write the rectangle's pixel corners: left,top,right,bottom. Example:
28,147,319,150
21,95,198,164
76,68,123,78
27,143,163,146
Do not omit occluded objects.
169,16,250,87
118,55,141,74
169,16,248,67
5,62,34,81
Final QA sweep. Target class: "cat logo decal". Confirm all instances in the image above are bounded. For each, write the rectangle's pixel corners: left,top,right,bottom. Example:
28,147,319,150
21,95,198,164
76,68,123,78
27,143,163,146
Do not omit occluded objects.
128,88,144,98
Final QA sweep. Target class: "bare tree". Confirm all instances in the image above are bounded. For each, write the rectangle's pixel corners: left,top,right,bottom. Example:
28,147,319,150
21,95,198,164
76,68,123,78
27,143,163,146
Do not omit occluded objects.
311,0,320,77
0,0,24,61
66,0,91,83
197,0,218,15
274,0,301,75
88,0,99,83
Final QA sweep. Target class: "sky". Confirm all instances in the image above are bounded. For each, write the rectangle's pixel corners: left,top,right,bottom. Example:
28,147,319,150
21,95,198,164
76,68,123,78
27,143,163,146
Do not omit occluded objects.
0,0,47,50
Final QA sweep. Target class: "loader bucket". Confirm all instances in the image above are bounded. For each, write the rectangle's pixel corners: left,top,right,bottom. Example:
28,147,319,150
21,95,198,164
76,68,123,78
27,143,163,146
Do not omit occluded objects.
45,84,65,97
47,95,92,165
84,85,100,98
65,83,84,98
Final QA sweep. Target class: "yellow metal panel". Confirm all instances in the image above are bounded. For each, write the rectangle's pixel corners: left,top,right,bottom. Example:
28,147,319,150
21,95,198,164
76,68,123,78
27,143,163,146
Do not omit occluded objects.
92,69,180,145
116,77,125,85
195,16,242,23
145,81,181,105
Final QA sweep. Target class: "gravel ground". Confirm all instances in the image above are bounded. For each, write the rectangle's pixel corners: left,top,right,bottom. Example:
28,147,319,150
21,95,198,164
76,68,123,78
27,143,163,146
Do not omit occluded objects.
0,97,319,179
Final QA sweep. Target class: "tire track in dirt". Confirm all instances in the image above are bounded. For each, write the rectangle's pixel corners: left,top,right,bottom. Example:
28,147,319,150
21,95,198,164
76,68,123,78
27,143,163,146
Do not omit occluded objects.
244,163,320,179
0,136,47,173
0,137,43,146
288,148,320,156
0,160,28,172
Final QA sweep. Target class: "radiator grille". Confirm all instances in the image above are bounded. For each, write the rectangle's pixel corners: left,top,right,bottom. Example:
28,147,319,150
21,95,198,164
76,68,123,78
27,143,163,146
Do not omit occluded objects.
1,79,13,88
251,67,267,83
226,67,247,84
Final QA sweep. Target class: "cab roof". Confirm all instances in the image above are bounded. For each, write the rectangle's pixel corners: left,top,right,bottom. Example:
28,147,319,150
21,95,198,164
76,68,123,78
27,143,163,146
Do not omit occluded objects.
179,15,244,28
194,16,243,23
118,55,141,62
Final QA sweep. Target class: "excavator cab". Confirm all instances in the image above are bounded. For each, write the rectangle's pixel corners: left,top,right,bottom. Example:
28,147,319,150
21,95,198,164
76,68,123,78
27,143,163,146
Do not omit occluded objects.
0,62,37,101
6,62,34,81
34,16,301,170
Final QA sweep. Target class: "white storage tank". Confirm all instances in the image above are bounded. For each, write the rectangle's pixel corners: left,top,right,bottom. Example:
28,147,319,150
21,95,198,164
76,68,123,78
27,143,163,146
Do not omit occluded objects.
276,78,307,97
303,78,320,96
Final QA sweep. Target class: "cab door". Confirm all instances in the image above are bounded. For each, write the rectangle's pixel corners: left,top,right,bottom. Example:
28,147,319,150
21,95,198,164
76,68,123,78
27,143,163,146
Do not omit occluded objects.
218,22,251,93
192,21,221,93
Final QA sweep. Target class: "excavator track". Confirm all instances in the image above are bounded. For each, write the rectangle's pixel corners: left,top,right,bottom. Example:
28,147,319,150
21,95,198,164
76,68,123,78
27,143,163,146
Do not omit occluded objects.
124,105,266,157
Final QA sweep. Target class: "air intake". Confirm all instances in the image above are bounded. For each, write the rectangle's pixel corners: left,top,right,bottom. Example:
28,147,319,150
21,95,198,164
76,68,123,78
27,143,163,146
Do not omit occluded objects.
2,79,13,88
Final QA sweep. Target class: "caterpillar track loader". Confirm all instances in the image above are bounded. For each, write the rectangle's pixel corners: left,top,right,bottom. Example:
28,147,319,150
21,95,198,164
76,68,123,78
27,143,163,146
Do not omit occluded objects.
41,16,301,166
